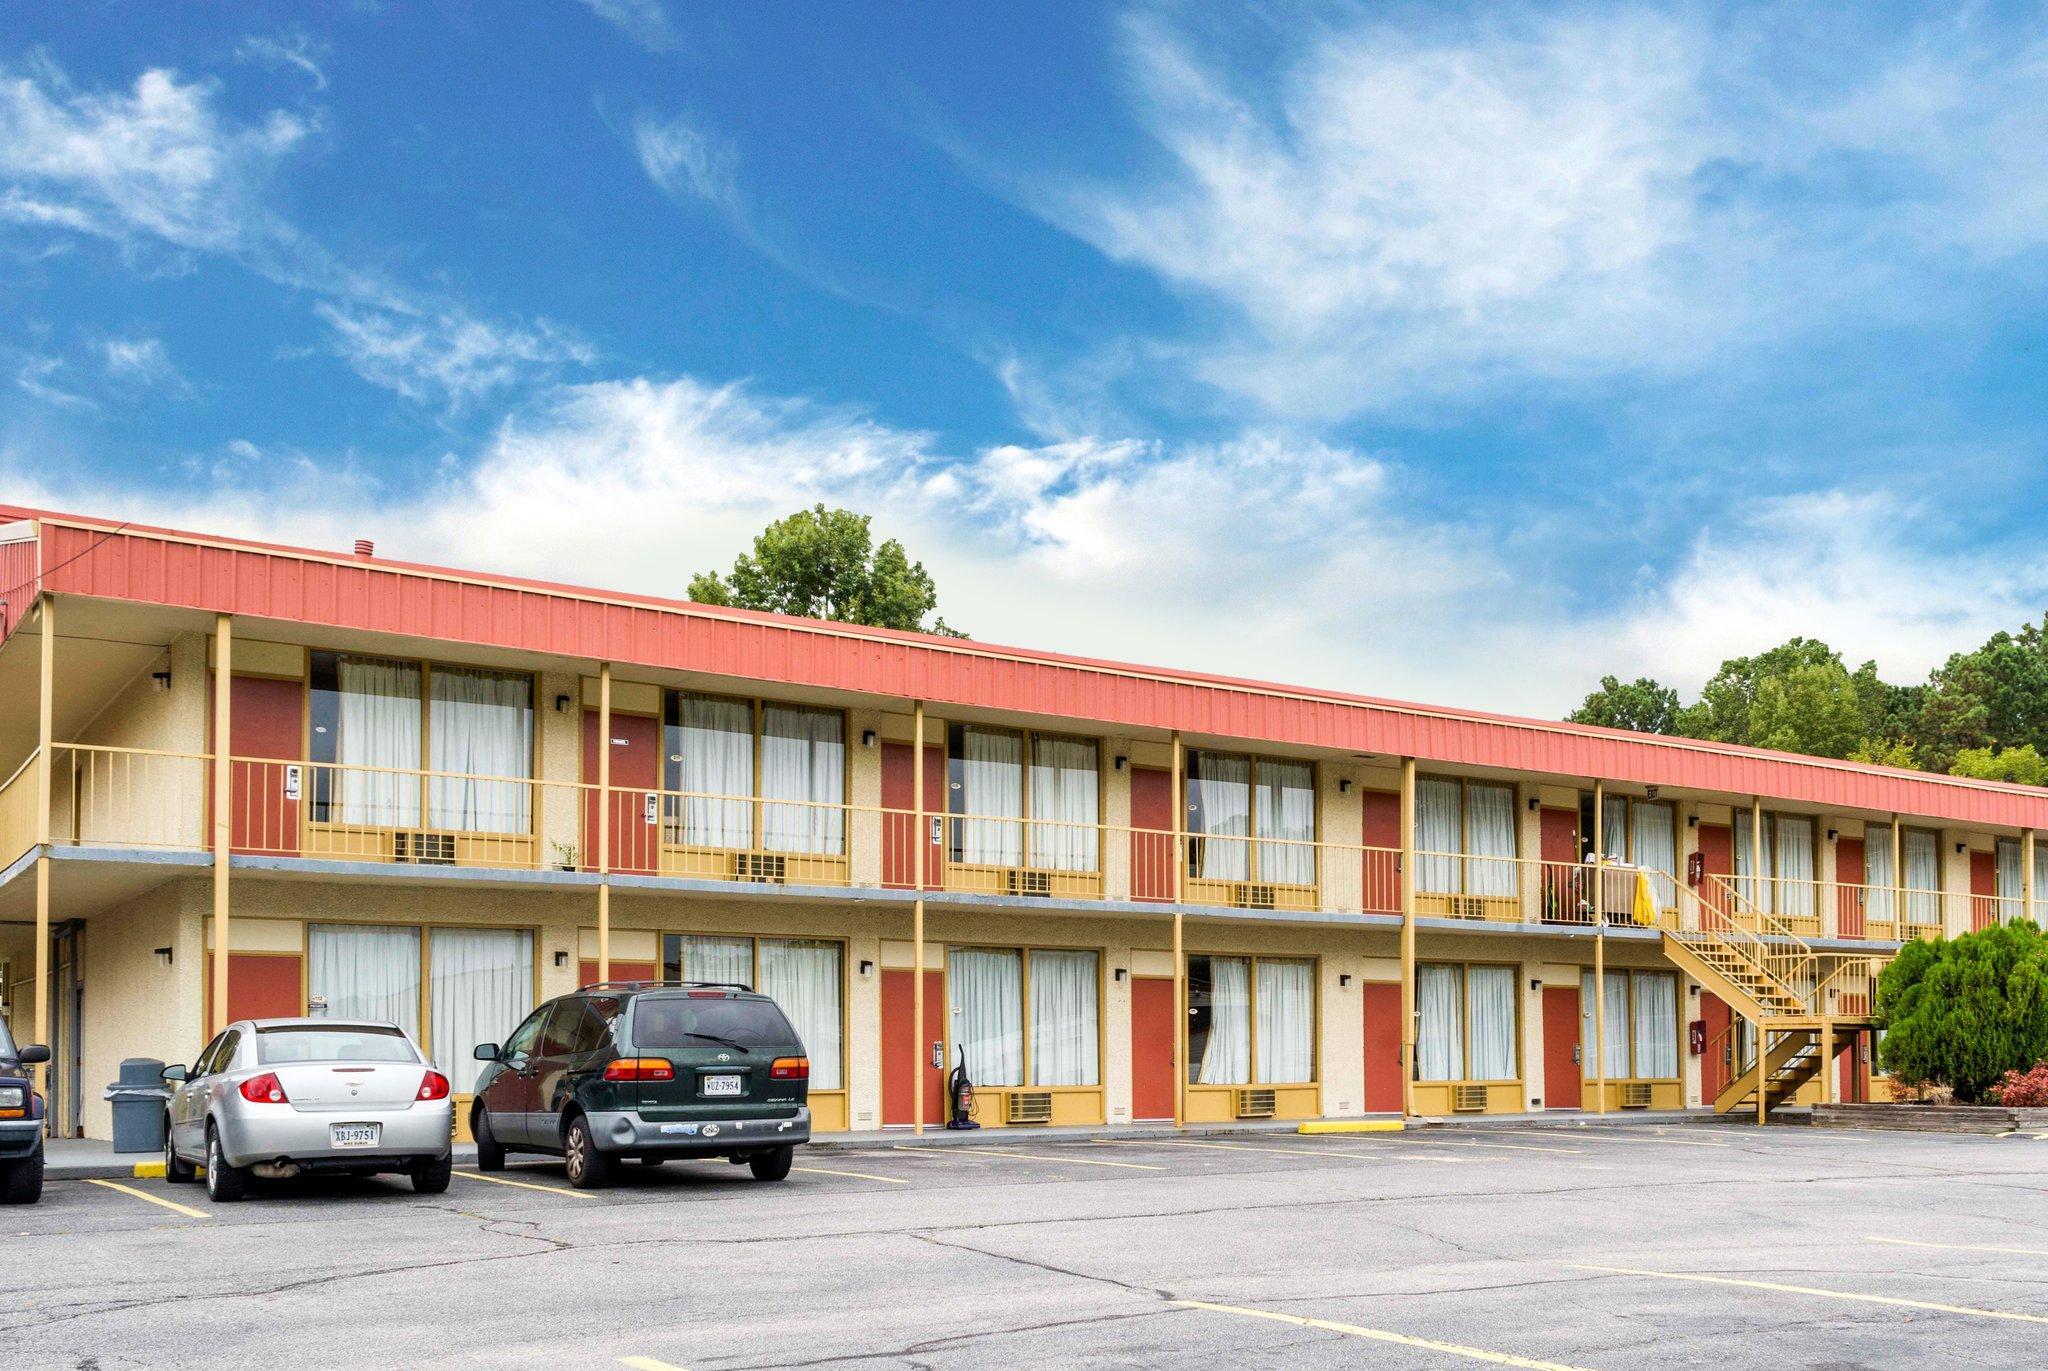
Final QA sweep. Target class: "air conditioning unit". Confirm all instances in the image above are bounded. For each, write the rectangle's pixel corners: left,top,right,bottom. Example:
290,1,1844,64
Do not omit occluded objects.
733,852,787,884
1233,1087,1277,1119
394,831,456,865
1620,1082,1653,1109
1451,1084,1489,1112
1005,868,1053,898
1005,1090,1054,1125
1448,895,1489,919
1232,883,1278,910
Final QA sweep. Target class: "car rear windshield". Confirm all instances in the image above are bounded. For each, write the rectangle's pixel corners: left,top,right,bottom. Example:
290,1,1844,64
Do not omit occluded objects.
257,1025,419,1065
631,996,797,1051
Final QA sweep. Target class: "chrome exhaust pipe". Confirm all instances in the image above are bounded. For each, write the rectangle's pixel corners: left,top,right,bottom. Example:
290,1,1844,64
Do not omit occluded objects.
252,1159,303,1180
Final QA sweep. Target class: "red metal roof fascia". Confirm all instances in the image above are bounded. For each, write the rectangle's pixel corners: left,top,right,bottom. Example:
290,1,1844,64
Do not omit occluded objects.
31,514,2048,831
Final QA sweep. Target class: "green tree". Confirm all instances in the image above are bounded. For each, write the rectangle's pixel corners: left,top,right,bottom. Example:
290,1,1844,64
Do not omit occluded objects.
1949,744,2048,787
1565,676,1681,734
1914,620,2048,770
1676,638,1872,758
688,505,964,636
1875,922,2048,1101
1848,736,1918,769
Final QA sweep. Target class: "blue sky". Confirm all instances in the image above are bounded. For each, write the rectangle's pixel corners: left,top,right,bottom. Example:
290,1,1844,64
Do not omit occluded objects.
5,1,2048,713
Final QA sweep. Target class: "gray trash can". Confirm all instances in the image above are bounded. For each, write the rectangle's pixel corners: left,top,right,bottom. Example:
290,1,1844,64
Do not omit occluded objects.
104,1058,171,1154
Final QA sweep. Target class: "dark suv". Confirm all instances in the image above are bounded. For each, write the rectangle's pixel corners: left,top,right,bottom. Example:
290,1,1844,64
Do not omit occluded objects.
469,982,810,1189
0,1021,51,1205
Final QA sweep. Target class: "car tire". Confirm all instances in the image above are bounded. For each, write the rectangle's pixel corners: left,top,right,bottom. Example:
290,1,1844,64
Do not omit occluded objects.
411,1154,453,1195
0,1148,43,1205
562,1115,612,1190
748,1146,794,1183
164,1119,197,1184
204,1125,249,1203
472,1106,505,1173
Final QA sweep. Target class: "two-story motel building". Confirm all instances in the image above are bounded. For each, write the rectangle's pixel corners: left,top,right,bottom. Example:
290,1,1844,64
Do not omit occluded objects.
4,507,2046,1143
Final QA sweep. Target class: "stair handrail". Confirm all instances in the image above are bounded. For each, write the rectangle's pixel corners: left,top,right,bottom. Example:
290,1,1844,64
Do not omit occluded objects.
1690,873,1818,1014
1812,950,1887,1017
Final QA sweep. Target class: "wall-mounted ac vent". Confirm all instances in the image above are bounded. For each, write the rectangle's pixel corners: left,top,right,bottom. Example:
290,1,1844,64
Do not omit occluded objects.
1006,868,1053,898
1234,1087,1277,1119
1005,1091,1054,1124
734,853,788,884
394,831,456,865
1620,1082,1654,1109
1451,1084,1489,1113
1232,883,1278,910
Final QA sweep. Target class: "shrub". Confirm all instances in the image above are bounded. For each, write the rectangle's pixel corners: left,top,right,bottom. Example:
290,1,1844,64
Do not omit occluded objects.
1990,1063,2048,1108
1876,921,2048,1102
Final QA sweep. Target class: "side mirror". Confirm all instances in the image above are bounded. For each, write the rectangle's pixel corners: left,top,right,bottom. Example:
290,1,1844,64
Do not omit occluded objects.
472,1043,501,1063
16,1044,49,1066
161,1064,188,1083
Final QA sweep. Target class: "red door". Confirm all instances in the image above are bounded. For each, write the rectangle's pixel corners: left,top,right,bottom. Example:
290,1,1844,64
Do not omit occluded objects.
1839,1032,1870,1102
582,711,660,874
1542,986,1582,1109
1700,992,1732,1102
228,676,304,857
1971,850,1997,930
1836,837,1867,938
881,968,946,1125
1131,976,1176,1120
1130,767,1175,902
205,952,305,1023
1360,791,1400,914
1697,824,1734,929
1539,807,1581,923
1361,981,1402,1113
880,742,944,889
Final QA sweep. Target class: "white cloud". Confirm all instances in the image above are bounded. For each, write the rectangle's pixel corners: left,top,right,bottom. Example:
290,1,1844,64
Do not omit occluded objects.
579,0,681,53
235,32,329,91
13,353,91,409
100,334,188,393
314,303,593,407
632,113,739,213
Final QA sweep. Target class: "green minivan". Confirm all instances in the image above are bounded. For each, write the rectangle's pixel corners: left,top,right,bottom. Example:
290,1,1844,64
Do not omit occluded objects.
469,982,811,1188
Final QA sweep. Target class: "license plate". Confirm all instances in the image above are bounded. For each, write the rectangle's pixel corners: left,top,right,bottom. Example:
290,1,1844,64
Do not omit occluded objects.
331,1123,381,1148
700,1074,742,1097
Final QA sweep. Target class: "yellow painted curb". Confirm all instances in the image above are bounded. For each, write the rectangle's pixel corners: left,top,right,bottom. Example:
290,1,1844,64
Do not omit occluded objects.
130,1161,166,1179
1298,1120,1404,1135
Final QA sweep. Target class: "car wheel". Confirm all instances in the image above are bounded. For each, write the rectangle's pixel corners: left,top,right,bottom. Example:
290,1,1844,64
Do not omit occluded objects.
472,1106,505,1173
204,1125,249,1203
748,1146,794,1183
164,1118,196,1184
561,1115,612,1190
411,1153,453,1195
0,1148,43,1205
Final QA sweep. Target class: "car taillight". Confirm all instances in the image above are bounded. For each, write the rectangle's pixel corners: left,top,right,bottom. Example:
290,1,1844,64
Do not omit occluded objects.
769,1057,809,1080
417,1071,450,1101
603,1058,675,1082
238,1072,289,1104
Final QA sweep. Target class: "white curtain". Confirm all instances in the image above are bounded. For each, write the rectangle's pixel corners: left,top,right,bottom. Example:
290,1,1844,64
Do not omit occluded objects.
2035,844,2048,929
1466,784,1516,898
949,948,1023,1084
1467,965,1517,1080
1416,964,1463,1081
1029,949,1099,1086
1256,761,1316,887
337,658,421,827
428,668,531,834
430,928,533,1094
1866,826,1896,922
1416,779,1461,894
1997,839,2024,923
1602,797,1628,861
1632,971,1678,1078
1734,818,1771,910
308,923,421,1037
1191,754,1251,881
680,696,753,848
1581,970,1630,1080
1776,818,1815,918
1632,803,1676,878
759,939,842,1090
960,730,1024,866
1195,956,1251,1084
1904,829,1940,926
679,934,753,988
761,705,844,855
1029,737,1099,873
1254,958,1315,1083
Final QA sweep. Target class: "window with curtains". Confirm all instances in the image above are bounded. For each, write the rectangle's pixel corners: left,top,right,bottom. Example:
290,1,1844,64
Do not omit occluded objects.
1415,962,1519,1082
1997,838,2025,923
1415,778,1517,897
1733,813,1819,919
660,693,847,855
1186,752,1317,888
1186,954,1315,1085
944,946,1100,1087
659,933,845,1090
309,653,535,833
1586,796,1677,878
2036,844,2048,929
1861,825,1943,926
945,726,1101,872
1579,969,1677,1080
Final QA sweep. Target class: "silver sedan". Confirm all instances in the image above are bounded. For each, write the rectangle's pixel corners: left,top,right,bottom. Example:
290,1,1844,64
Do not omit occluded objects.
163,1018,454,1202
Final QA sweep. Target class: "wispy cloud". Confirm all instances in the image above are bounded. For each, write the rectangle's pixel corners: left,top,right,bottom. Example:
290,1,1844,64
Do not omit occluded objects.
100,333,191,395
632,111,739,213
235,32,329,90
578,0,680,54
13,353,91,409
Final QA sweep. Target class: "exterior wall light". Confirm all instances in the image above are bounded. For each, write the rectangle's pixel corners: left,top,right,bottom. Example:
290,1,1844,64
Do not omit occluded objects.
862,729,878,748
1826,829,1838,841
859,959,875,977
1527,796,1540,812
1338,779,1351,793
1338,974,1352,988
154,946,174,966
1114,755,1127,771
554,694,571,713
553,950,569,968
1114,967,1128,982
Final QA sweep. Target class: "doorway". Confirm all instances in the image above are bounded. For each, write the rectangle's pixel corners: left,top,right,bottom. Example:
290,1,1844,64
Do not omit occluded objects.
582,709,660,875
48,922,82,1138
1541,985,1581,1109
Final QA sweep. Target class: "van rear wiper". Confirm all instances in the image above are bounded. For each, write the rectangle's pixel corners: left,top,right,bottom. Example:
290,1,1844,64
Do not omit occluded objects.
678,1031,751,1054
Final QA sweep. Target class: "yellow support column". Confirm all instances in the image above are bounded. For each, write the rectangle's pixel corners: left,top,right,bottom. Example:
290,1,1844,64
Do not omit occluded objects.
210,612,232,1037
32,597,54,1097
2024,831,2036,927
912,700,926,1137
1172,731,1185,1130
1821,1017,1835,1105
1593,779,1606,1117
1399,758,1416,1119
1891,815,1903,938
597,663,611,984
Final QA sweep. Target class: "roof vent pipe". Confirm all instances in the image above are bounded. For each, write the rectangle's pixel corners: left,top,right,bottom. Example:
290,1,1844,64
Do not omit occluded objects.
354,539,374,558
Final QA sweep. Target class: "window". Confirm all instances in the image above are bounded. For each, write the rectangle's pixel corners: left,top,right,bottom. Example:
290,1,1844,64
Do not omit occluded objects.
308,923,422,1037
660,934,845,1090
1580,970,1677,1080
429,928,534,1095
257,1025,418,1065
1416,779,1516,897
1589,796,1677,879
1186,752,1316,887
662,693,846,854
1417,963,1519,1082
946,726,1100,872
1903,828,1941,926
1733,813,1818,918
631,995,797,1051
309,653,534,833
500,1006,548,1063
947,946,1101,1088
1187,954,1314,1085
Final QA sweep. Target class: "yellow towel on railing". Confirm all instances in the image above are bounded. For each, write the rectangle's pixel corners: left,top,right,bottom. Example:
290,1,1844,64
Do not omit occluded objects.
1631,870,1658,926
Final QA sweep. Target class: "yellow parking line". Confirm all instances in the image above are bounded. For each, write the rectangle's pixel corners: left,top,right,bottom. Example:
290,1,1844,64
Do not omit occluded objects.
1868,1235,2048,1258
793,1165,909,1185
891,1145,1163,1171
1114,1138,1459,1165
453,1170,595,1199
619,1358,687,1370
1173,1299,1596,1370
84,1178,209,1220
1493,1127,1728,1150
1572,1264,2048,1325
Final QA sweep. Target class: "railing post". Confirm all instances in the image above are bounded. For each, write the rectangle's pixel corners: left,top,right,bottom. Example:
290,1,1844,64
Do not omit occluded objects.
33,595,54,1103
210,613,232,1038
1398,758,1416,1120
1172,730,1185,1130
912,700,926,1137
597,662,611,984
1593,779,1606,1117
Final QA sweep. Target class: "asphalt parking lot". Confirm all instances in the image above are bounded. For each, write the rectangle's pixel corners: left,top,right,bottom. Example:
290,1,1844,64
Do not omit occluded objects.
4,1123,2045,1369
